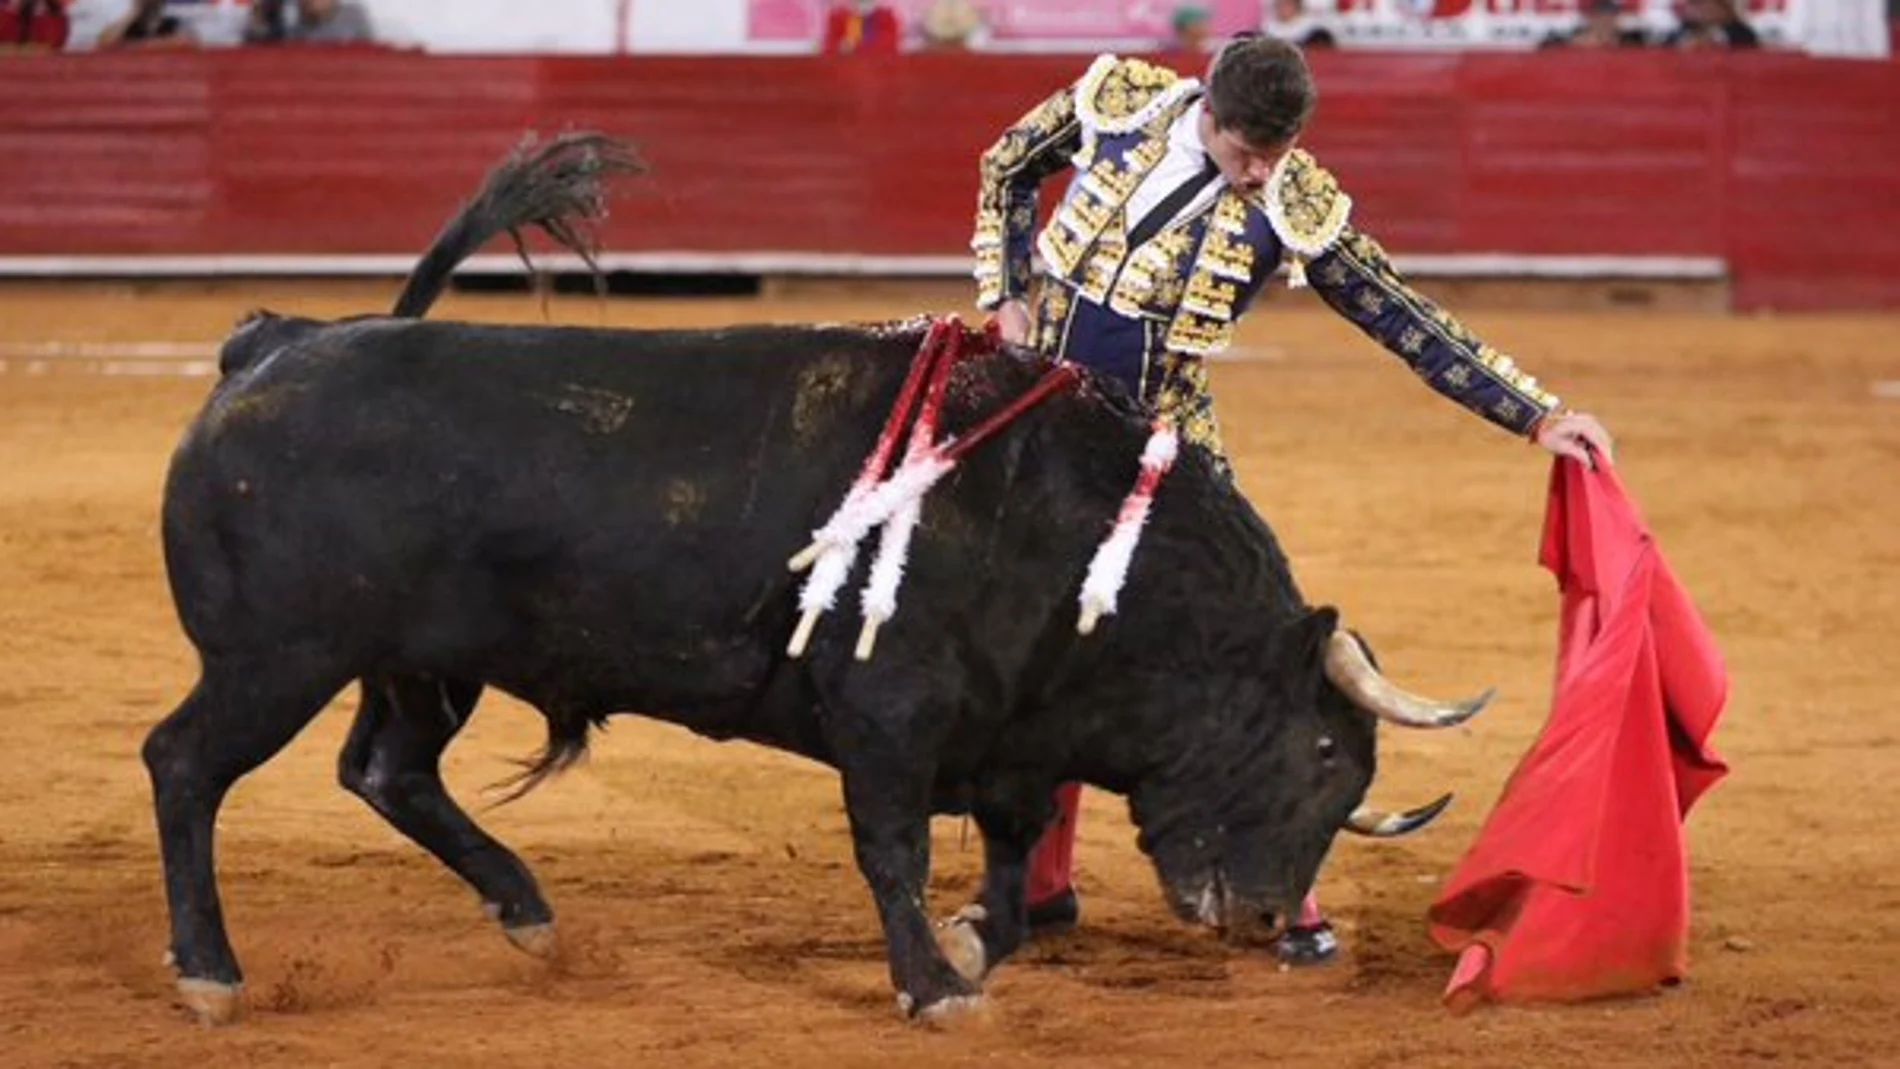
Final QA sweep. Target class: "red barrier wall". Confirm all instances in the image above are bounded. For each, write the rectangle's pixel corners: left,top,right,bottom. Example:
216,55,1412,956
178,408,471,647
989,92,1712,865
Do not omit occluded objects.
2,49,1898,310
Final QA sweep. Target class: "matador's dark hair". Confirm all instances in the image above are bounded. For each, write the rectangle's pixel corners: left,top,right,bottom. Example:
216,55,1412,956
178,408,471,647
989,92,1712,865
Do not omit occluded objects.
1203,34,1317,149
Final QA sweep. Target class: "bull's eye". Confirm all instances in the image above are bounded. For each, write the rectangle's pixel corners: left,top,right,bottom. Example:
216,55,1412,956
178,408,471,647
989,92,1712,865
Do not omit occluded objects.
1317,735,1337,760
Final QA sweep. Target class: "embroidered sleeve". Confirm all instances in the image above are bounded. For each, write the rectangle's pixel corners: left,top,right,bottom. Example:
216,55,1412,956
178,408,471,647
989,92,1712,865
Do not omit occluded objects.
1308,229,1562,437
973,85,1082,310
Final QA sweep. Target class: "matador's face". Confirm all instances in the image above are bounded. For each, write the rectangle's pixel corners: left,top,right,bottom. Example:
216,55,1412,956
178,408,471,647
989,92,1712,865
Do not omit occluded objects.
1197,108,1292,193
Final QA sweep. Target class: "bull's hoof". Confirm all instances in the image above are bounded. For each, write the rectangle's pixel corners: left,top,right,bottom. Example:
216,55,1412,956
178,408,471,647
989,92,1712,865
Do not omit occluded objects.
503,922,560,960
915,994,990,1027
176,978,244,1026
933,911,989,984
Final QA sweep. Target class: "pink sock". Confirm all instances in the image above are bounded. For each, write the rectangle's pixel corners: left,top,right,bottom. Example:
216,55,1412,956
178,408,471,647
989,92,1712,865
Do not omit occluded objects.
1295,890,1325,928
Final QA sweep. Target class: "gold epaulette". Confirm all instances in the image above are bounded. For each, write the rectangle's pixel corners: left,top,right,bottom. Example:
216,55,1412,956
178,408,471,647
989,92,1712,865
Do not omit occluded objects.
1259,149,1353,286
1073,54,1198,135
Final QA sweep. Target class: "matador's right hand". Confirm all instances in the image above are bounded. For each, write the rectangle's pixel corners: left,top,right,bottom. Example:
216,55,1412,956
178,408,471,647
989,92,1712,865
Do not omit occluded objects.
1535,411,1616,471
993,298,1033,346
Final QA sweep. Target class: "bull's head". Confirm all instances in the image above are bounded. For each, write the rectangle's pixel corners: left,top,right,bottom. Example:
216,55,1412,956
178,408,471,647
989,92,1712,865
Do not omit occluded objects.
1129,607,1487,938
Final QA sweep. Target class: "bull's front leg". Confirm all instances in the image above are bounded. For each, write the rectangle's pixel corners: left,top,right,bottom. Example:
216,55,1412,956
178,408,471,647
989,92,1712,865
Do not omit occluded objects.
838,763,983,1019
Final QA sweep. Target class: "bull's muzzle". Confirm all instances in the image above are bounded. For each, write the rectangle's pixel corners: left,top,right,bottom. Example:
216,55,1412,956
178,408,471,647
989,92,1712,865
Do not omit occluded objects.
1165,870,1294,944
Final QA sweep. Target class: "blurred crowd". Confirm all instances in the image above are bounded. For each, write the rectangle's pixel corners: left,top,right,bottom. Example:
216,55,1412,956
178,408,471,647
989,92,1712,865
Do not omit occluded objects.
5,0,1895,56
1538,0,1758,50
818,0,1837,56
818,0,1338,55
2,0,373,52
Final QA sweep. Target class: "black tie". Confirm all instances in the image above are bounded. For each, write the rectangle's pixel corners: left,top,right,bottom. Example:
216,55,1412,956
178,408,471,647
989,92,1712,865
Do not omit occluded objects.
1125,156,1221,249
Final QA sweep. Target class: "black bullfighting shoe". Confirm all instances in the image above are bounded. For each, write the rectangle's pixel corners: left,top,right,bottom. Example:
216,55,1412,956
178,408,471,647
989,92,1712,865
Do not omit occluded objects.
1276,921,1340,966
1025,888,1080,936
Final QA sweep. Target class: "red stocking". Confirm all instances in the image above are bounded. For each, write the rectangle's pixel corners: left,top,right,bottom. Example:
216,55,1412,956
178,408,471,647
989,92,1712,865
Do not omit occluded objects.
1026,782,1082,905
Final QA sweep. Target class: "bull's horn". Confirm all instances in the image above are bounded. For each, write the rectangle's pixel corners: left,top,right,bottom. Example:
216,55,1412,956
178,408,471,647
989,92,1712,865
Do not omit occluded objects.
1323,630,1493,729
1344,793,1453,838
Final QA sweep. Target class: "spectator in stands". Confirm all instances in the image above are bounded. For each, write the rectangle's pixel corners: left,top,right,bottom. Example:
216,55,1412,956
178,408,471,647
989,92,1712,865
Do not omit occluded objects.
918,0,986,52
1539,0,1646,49
244,0,284,42
822,0,901,56
1167,4,1213,54
97,0,196,50
0,0,68,52
1263,0,1337,50
245,0,373,45
1663,0,1759,49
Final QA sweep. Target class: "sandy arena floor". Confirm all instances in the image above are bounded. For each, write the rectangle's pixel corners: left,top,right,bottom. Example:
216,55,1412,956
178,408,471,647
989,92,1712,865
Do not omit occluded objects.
1,280,1896,1067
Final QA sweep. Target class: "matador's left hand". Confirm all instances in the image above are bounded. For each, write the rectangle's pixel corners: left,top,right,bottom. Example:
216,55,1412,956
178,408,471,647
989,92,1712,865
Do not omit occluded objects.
1535,411,1615,470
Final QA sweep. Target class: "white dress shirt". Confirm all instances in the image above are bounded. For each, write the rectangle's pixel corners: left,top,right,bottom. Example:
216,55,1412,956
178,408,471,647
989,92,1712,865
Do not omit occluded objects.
1123,99,1227,235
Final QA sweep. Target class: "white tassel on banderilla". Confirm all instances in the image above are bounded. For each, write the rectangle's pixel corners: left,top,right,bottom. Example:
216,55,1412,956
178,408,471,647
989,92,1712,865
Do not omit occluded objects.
786,317,964,659
785,318,1078,660
1076,420,1179,635
852,363,954,659
786,453,954,658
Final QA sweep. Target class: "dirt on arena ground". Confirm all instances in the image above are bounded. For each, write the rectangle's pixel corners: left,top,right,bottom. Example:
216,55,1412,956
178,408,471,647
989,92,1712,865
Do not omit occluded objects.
2,280,1895,1068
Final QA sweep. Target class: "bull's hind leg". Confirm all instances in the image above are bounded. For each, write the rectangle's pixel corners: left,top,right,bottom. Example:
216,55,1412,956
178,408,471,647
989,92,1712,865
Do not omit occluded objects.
141,646,354,1025
337,675,555,955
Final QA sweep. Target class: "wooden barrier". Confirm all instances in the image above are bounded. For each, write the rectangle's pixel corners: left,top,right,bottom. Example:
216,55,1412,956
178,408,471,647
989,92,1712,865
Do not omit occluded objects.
1,48,1896,309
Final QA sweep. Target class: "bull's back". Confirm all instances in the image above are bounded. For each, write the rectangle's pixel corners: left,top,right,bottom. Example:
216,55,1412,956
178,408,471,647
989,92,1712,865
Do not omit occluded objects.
165,315,919,706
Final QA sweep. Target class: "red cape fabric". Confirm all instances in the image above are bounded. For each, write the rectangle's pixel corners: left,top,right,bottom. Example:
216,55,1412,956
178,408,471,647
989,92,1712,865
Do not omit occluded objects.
1426,458,1729,1007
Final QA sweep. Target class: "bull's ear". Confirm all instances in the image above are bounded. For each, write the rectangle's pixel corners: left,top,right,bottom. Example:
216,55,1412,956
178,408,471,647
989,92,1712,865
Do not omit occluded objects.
1269,606,1339,673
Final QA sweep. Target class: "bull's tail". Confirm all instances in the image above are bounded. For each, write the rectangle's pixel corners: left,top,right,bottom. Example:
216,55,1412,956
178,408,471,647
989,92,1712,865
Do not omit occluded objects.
484,709,606,807
391,132,644,320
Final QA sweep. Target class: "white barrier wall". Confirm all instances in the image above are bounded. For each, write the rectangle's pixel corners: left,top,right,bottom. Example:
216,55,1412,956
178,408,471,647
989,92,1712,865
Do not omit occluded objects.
367,0,751,53
627,0,751,53
370,0,628,53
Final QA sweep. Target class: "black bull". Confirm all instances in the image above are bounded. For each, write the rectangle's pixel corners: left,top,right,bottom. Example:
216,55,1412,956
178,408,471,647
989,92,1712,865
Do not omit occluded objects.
144,134,1488,1024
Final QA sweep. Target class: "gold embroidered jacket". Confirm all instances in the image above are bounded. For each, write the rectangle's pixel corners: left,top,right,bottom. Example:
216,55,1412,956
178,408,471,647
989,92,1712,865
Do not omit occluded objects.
972,53,1562,439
